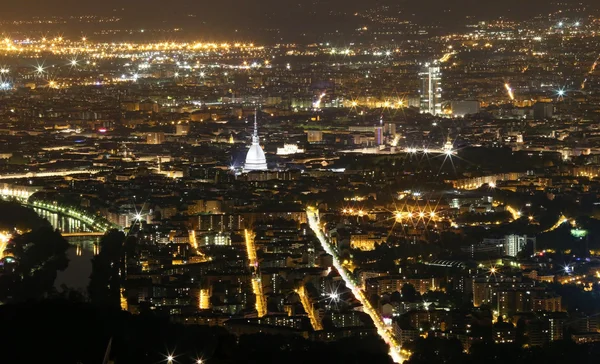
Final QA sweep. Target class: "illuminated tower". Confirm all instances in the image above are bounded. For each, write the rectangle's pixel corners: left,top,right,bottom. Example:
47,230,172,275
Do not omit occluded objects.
374,115,384,145
243,110,268,172
419,61,443,115
374,126,384,145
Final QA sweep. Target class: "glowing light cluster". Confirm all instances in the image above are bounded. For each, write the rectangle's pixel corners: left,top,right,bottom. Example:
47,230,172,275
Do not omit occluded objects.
582,55,600,90
0,232,11,258
394,210,437,222
341,208,366,216
504,83,515,100
504,205,521,221
313,92,327,109
439,51,456,63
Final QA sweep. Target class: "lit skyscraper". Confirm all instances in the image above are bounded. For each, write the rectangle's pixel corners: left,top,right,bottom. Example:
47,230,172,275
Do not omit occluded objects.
374,126,383,145
374,115,384,145
419,61,442,115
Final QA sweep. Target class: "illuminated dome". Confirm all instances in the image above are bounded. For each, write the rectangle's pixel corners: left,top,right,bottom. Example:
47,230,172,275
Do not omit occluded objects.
244,112,268,172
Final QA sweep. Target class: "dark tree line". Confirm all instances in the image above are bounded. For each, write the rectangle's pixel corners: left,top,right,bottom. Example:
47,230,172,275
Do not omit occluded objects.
0,225,70,301
89,230,127,307
0,200,50,231
405,337,600,364
0,299,394,364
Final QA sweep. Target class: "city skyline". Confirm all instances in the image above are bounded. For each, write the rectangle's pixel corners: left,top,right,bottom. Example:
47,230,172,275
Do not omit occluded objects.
1,1,600,363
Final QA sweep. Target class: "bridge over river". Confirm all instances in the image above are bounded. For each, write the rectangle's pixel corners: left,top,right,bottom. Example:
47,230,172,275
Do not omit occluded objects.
1,188,123,291
31,204,116,290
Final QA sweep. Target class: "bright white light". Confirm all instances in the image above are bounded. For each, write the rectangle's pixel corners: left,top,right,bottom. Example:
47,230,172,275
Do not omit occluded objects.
444,149,453,155
199,71,205,77
575,21,580,26
558,22,564,27
504,83,515,100
489,182,496,188
167,356,174,362
558,89,565,96
197,360,203,364
135,213,142,221
329,292,339,301
70,59,78,66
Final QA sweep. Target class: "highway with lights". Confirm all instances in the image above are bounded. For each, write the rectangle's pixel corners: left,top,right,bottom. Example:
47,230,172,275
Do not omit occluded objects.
307,206,404,363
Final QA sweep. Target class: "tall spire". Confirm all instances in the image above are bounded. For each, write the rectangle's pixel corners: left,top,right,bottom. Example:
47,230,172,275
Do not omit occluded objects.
252,108,259,144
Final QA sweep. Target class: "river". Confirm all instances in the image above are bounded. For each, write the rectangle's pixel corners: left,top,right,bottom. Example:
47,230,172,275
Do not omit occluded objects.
33,208,98,292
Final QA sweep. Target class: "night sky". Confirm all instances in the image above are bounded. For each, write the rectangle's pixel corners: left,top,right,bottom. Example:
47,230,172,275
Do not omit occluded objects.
1,0,596,19
0,0,596,42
